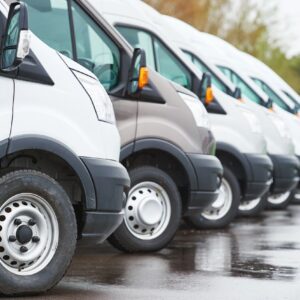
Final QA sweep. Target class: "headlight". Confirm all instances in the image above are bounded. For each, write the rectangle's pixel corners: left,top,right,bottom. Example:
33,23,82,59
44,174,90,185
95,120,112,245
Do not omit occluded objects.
179,92,210,128
73,70,115,124
240,109,262,134
269,114,290,139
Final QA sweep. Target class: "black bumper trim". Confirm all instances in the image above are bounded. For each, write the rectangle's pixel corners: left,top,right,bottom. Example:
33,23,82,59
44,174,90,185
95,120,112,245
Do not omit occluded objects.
242,154,273,201
269,154,300,194
81,157,130,212
81,211,124,244
186,154,223,214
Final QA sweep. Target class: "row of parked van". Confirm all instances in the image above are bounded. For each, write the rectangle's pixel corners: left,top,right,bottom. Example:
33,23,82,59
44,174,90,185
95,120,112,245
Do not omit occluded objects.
0,0,299,296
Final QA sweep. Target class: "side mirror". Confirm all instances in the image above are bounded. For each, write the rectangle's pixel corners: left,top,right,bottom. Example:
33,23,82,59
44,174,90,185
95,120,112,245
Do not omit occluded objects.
200,72,214,105
233,87,242,99
266,98,274,111
0,2,31,72
127,48,149,96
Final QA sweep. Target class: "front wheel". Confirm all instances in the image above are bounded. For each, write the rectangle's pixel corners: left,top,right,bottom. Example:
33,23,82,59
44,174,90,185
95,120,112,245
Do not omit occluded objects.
186,166,240,229
0,170,77,296
108,166,181,253
238,194,268,217
267,190,293,210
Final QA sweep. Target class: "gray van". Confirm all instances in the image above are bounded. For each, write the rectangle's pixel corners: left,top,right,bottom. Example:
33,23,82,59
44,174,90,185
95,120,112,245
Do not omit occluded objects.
22,0,223,252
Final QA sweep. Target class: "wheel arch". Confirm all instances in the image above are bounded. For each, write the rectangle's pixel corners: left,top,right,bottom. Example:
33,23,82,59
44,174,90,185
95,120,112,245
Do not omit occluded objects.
122,139,198,189
216,142,251,194
4,135,96,210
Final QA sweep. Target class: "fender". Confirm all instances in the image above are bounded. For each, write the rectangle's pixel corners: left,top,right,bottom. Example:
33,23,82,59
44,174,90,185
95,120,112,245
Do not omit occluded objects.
216,142,251,180
0,139,9,159
121,138,198,190
7,135,96,209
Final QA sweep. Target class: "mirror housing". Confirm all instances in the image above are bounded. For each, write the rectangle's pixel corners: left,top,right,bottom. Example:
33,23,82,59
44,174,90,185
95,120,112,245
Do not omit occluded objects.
0,2,30,72
127,48,149,96
200,72,214,105
233,87,242,99
266,98,274,111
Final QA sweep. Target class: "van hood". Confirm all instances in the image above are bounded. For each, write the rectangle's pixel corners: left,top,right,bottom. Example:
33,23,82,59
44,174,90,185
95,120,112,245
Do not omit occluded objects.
170,81,198,98
58,53,98,80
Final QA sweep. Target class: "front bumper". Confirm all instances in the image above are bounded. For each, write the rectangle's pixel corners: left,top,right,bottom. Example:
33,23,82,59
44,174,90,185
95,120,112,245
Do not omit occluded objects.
269,154,300,195
80,158,130,243
186,154,223,215
242,154,273,201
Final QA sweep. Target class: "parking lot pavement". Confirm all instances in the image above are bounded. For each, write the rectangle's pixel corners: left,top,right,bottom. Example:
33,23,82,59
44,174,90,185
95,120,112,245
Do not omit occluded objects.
8,205,300,300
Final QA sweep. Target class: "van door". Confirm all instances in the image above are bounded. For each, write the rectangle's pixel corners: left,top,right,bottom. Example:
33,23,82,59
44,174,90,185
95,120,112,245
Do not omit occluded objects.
0,10,13,157
23,0,138,146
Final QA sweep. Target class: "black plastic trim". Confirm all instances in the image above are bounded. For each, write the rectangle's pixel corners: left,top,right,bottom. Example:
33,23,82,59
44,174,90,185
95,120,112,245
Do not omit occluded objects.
81,157,130,212
7,135,96,209
81,211,124,244
0,139,9,159
269,154,300,194
120,142,135,161
133,138,198,190
217,142,252,179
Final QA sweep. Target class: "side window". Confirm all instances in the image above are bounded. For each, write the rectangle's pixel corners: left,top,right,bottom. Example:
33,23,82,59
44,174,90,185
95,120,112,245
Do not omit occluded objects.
252,78,289,111
24,0,73,58
219,66,262,104
183,51,227,93
116,26,155,69
117,25,191,89
153,38,191,89
72,2,121,91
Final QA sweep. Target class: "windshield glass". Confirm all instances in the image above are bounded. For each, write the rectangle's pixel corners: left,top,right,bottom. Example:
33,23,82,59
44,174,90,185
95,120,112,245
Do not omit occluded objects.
218,66,262,105
252,77,290,112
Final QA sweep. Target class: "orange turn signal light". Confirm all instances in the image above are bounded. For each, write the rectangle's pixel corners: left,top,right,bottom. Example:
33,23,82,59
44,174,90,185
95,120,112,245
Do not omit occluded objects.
205,87,214,105
138,67,149,89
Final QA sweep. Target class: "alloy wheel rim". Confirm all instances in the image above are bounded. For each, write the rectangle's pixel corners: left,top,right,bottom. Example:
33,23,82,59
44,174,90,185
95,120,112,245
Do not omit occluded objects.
0,193,59,275
124,181,171,240
202,178,233,220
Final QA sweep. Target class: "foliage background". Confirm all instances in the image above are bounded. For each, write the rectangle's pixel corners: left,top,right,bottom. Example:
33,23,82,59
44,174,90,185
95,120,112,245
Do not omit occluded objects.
145,0,300,93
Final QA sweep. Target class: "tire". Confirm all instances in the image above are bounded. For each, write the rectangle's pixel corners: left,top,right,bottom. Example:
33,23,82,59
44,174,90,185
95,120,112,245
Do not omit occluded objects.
238,193,268,217
186,165,240,229
267,189,295,210
0,170,77,296
108,166,181,253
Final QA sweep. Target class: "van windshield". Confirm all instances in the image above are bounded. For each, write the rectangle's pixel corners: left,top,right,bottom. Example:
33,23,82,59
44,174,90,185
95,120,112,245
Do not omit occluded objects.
218,66,262,105
183,50,228,94
252,77,290,112
24,0,121,92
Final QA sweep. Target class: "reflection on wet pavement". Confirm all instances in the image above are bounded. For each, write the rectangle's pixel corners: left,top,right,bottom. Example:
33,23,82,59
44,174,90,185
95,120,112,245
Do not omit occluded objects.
8,205,300,299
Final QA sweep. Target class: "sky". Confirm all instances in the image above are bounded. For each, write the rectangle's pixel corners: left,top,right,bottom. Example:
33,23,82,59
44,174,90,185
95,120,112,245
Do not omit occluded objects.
258,0,300,57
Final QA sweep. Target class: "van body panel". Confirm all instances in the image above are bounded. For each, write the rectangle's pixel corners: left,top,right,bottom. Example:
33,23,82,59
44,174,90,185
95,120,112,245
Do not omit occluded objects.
0,77,13,143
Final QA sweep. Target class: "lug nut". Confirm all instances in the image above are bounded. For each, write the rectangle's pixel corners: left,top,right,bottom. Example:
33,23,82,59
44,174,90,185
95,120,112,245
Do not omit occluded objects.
14,219,22,226
8,235,16,242
28,219,36,226
20,246,28,253
32,236,40,243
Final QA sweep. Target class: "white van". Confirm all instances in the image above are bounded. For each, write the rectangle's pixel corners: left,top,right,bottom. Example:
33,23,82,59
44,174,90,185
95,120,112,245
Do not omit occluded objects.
184,29,299,210
158,15,300,210
0,1,129,295
96,0,276,226
236,51,300,207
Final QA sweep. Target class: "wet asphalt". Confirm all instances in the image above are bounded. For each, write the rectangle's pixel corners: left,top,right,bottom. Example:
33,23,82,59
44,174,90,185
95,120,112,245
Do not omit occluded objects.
8,205,300,300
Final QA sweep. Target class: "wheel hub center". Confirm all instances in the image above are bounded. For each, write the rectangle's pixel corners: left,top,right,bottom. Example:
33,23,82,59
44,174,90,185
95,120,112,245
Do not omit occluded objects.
16,225,33,245
137,197,163,225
